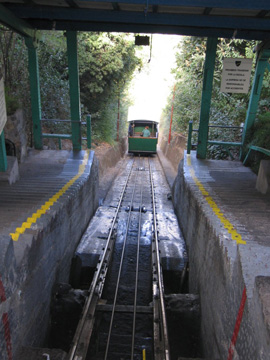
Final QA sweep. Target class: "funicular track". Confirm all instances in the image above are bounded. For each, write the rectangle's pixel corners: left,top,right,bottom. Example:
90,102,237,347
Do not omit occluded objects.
68,156,170,360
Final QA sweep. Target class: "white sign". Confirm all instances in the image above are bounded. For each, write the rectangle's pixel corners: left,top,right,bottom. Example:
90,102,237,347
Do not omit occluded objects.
0,77,7,134
220,58,253,94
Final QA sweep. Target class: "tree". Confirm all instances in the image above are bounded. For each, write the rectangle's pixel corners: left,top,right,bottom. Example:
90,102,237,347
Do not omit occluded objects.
0,29,142,146
160,37,263,160
77,32,141,142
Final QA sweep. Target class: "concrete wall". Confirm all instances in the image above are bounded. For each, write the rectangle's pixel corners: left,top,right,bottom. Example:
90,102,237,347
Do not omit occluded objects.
5,109,28,163
158,133,186,172
98,136,127,179
171,157,269,360
0,153,99,360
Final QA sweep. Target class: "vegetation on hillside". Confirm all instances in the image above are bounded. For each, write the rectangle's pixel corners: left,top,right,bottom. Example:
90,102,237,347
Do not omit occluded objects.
0,28,142,145
160,37,270,165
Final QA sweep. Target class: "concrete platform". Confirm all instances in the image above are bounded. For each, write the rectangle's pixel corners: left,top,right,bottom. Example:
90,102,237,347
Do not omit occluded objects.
172,151,270,360
0,149,99,360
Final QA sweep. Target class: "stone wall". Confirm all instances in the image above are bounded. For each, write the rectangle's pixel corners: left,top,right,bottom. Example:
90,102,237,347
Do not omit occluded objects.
0,153,99,359
5,109,28,163
97,137,127,179
171,156,269,360
158,132,186,172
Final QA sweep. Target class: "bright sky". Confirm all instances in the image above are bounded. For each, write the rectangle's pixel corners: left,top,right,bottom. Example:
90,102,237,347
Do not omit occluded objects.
128,34,180,122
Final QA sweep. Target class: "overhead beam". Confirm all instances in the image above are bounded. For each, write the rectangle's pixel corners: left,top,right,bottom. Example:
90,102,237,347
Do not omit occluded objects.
26,18,270,41
0,4,40,40
8,6,270,33
257,10,269,17
77,0,270,11
65,0,80,8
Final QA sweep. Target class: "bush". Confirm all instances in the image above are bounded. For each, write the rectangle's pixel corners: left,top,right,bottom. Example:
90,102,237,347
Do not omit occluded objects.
245,112,270,173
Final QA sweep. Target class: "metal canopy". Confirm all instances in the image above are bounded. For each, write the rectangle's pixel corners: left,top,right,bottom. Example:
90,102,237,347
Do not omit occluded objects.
0,0,270,40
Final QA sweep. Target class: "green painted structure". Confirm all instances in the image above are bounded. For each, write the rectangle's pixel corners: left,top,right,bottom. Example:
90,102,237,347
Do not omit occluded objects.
197,37,218,159
0,131,7,172
241,47,270,157
128,120,158,154
87,114,92,149
1,1,270,170
67,31,82,151
25,37,42,150
128,137,158,153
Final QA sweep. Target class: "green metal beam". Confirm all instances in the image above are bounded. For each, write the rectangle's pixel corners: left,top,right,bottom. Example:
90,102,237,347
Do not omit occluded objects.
0,4,40,40
197,37,218,159
25,37,42,150
0,131,7,172
241,48,270,154
87,114,92,149
66,31,81,150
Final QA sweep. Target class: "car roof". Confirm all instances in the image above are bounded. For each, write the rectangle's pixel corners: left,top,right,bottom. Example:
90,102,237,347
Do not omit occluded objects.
128,119,158,125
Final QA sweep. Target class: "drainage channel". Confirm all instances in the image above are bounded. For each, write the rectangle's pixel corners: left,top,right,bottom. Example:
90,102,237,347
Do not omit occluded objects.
49,155,202,360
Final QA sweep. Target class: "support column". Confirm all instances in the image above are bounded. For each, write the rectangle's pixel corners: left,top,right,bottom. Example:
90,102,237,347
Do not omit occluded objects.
241,48,270,153
0,131,7,172
66,31,81,150
197,37,218,159
25,37,42,149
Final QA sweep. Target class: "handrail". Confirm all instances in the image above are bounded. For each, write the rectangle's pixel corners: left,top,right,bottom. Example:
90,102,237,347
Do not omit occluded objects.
41,115,91,149
243,145,270,165
187,120,243,155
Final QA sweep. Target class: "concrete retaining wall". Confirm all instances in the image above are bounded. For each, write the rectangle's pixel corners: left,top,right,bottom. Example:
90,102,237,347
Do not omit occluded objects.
159,133,186,172
98,137,127,179
171,156,268,360
0,153,99,359
5,109,28,163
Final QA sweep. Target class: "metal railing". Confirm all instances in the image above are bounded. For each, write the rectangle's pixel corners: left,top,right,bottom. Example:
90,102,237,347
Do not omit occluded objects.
187,120,243,159
41,114,92,149
243,145,270,165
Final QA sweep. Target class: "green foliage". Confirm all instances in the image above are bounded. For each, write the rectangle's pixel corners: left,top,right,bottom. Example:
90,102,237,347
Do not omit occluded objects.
0,29,141,145
38,32,140,142
252,112,270,147
244,112,270,172
160,36,267,163
38,31,70,121
77,32,140,143
5,87,20,115
78,32,141,114
0,25,32,140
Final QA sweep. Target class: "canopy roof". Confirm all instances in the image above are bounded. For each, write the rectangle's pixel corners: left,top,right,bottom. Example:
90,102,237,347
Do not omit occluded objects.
0,0,270,40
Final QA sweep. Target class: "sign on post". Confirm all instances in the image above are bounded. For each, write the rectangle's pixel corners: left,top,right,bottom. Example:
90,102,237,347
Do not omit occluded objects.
0,77,7,134
220,58,253,94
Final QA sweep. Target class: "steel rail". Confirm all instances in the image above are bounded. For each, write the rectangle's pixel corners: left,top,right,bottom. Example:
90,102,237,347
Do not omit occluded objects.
104,156,142,360
149,158,170,360
131,157,144,360
68,158,135,360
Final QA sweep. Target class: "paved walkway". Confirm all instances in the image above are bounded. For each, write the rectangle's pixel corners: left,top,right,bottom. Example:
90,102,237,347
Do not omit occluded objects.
185,152,270,273
0,149,90,240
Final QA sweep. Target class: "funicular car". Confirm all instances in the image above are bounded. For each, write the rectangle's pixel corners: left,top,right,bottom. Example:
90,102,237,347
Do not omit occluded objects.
128,119,158,154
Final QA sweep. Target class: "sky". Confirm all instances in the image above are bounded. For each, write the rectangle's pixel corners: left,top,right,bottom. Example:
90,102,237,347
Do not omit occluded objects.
128,34,180,122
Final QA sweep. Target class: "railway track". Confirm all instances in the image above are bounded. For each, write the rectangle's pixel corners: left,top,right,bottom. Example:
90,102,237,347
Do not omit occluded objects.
67,155,181,360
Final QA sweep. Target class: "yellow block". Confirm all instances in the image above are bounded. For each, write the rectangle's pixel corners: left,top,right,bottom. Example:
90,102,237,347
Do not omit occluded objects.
10,150,90,241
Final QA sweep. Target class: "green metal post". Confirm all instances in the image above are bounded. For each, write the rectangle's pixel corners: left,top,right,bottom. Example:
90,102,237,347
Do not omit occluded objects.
197,37,218,159
0,131,7,172
25,37,42,149
241,48,270,155
66,31,81,150
187,121,193,154
87,114,92,149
